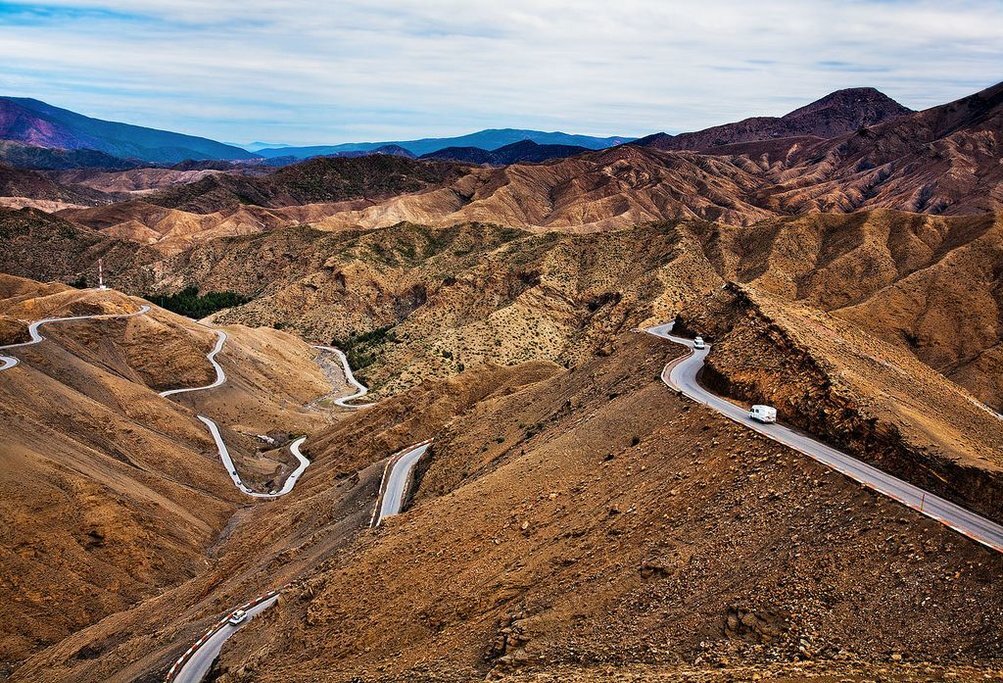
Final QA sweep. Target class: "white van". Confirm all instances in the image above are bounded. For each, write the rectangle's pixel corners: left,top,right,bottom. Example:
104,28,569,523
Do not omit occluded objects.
693,336,706,350
749,405,777,423
228,609,247,626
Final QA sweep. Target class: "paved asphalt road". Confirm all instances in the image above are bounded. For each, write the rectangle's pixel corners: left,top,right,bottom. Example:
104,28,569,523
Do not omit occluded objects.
0,295,312,680
168,346,386,681
313,345,376,408
375,442,432,526
648,323,1003,554
0,303,151,371
158,327,311,498
159,330,227,397
170,595,279,683
198,416,309,498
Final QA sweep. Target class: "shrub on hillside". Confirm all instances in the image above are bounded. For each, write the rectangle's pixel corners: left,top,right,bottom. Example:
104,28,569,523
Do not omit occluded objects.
149,286,251,319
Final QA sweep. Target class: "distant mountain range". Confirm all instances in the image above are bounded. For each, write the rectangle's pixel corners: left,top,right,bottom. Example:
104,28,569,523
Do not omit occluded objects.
301,139,596,166
421,139,593,164
0,97,632,168
233,141,293,152
252,129,633,159
0,97,256,164
0,87,918,171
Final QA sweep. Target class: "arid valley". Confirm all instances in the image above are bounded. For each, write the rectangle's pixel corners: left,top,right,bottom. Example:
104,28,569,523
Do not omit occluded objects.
1,4,1002,682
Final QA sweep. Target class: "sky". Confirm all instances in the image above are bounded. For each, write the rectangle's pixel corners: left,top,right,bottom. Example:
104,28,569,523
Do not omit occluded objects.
0,0,1000,146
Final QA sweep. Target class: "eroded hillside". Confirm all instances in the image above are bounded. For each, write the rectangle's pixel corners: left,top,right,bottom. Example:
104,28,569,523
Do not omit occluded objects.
0,276,343,672
1,83,1002,682
6,207,1001,417
16,326,1000,682
698,210,1003,411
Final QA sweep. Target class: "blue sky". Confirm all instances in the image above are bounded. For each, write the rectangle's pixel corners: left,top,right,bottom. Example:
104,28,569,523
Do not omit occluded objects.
0,0,1000,146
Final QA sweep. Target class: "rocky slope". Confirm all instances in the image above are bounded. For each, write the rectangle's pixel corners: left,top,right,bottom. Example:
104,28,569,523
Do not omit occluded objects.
699,210,1003,411
168,83,989,232
12,333,1003,682
140,154,471,214
299,145,777,230
127,220,723,397
0,275,341,672
676,284,1003,522
759,80,1003,217
0,220,999,680
2,81,984,246
0,165,119,211
2,81,1003,683
0,208,139,285
329,82,999,229
0,83,996,237
216,335,1000,682
51,165,267,195
0,141,139,171
5,208,1002,416
11,358,561,682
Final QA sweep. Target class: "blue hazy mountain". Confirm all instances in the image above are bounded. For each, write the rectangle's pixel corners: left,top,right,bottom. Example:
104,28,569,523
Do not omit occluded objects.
0,97,257,164
254,128,632,159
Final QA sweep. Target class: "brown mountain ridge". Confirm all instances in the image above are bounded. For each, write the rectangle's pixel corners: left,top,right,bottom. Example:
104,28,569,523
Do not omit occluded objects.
31,81,997,242
637,86,913,151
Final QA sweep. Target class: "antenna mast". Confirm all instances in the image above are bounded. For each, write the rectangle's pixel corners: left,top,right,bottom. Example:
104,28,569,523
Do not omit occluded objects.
98,259,108,290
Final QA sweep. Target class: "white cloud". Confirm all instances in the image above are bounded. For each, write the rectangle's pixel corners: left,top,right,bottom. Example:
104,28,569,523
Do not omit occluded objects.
0,0,1000,144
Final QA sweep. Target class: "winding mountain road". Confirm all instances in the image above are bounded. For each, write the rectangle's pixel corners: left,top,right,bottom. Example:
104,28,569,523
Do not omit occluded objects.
647,323,1003,554
198,416,309,497
373,441,432,526
165,341,380,681
0,304,151,371
158,328,310,499
0,296,343,681
159,330,227,397
313,345,376,408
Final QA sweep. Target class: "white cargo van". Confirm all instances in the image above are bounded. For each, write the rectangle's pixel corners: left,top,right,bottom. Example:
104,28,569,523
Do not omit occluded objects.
749,405,777,423
693,336,706,350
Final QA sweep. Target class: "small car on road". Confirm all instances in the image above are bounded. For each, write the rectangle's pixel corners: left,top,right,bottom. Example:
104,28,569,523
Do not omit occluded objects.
228,609,247,626
693,336,706,349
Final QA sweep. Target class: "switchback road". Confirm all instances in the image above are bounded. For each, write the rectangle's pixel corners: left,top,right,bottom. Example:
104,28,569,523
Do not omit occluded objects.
158,327,309,498
0,303,151,371
312,345,375,409
198,416,309,498
159,330,226,397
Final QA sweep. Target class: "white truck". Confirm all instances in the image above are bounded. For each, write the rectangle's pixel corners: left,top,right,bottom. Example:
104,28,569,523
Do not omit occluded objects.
749,405,777,423
693,336,706,350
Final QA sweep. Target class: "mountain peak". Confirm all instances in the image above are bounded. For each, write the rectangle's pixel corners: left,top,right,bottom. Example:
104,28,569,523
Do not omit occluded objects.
784,87,913,122
637,87,912,153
